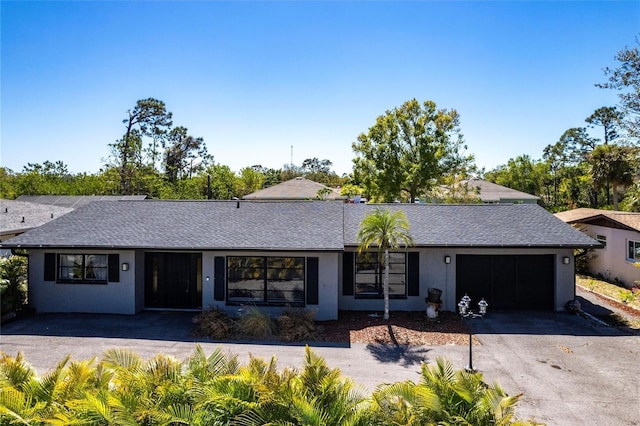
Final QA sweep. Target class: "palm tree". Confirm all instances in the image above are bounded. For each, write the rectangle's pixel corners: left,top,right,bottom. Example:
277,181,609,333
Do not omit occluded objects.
357,207,414,320
590,144,637,210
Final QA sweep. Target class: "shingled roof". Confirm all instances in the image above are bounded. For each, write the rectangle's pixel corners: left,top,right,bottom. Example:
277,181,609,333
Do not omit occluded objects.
243,177,343,200
555,208,640,233
343,203,598,248
2,200,345,251
1,199,73,239
3,200,598,250
16,195,149,209
464,179,540,203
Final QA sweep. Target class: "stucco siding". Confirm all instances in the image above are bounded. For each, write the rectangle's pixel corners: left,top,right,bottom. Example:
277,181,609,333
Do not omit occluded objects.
339,248,576,313
203,251,340,321
28,249,137,315
581,224,640,288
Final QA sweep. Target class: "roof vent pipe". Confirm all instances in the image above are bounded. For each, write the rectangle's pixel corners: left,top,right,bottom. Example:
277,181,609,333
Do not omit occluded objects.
51,213,54,218
21,216,25,223
237,200,240,209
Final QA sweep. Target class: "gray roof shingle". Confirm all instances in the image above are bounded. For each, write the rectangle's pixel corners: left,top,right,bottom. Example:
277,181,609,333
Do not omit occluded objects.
243,177,343,200
343,203,599,248
3,200,345,251
464,179,540,202
1,199,73,236
2,200,598,250
16,195,149,209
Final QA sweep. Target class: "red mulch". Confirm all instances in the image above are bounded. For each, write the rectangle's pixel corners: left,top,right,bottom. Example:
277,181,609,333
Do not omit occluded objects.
315,310,475,346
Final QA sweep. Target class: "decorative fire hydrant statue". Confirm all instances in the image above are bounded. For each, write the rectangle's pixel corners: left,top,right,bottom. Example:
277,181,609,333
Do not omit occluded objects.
425,288,443,319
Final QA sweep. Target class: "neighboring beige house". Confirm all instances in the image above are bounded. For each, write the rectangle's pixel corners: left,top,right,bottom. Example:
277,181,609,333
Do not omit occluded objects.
555,208,640,288
243,177,344,200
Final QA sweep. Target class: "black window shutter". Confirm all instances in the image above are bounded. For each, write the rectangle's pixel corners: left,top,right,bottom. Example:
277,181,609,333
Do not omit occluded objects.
343,252,354,296
44,253,56,281
108,254,120,282
306,257,319,305
407,252,419,296
214,256,225,301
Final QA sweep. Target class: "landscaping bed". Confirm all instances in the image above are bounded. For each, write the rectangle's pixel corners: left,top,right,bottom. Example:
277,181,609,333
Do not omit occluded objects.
192,307,473,346
315,310,472,345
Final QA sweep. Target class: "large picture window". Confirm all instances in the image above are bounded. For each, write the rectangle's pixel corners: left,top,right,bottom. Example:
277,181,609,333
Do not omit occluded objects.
227,256,305,305
355,252,406,298
58,254,108,283
628,240,640,261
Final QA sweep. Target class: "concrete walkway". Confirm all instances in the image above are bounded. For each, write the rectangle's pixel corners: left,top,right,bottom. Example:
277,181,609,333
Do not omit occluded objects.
1,308,639,425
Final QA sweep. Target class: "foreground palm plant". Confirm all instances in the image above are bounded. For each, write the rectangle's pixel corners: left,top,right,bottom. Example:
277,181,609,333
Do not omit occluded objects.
370,357,524,425
0,348,536,425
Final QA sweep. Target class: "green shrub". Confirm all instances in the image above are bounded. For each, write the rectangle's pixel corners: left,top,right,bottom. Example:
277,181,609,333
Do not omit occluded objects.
236,307,275,338
191,307,232,339
619,289,635,304
574,250,594,274
276,308,317,342
0,255,28,316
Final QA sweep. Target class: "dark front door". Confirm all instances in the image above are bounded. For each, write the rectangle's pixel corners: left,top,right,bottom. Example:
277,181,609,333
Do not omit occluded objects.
145,252,202,309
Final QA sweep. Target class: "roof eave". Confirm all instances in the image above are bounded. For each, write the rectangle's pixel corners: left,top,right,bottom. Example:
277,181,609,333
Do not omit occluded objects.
1,243,345,252
344,243,602,249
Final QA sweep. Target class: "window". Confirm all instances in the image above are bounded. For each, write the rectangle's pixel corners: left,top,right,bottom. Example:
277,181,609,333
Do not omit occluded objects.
58,254,108,283
355,252,406,298
596,234,607,248
227,256,305,305
629,240,640,261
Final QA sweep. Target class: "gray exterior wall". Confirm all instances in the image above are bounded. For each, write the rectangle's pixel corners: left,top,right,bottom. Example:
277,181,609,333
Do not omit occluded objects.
339,247,576,313
28,249,137,315
27,249,340,320
29,249,340,321
203,251,340,321
25,246,577,317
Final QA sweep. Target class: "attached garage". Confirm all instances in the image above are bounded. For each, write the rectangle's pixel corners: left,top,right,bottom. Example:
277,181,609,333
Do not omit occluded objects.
456,254,555,310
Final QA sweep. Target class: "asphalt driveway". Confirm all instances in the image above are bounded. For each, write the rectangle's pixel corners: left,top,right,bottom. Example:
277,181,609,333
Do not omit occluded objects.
1,310,639,425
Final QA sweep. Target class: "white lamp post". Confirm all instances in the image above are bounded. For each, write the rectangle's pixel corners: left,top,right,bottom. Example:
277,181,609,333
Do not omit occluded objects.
458,294,488,372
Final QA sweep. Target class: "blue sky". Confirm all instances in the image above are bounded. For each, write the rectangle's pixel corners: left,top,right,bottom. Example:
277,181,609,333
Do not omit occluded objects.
2,1,639,177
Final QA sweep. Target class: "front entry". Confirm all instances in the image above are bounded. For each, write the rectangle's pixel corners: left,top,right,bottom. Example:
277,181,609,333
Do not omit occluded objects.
145,252,202,309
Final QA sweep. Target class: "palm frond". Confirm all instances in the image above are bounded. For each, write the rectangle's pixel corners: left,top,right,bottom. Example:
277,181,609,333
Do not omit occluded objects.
21,354,70,406
101,348,142,370
0,352,35,390
0,387,34,425
63,391,114,425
